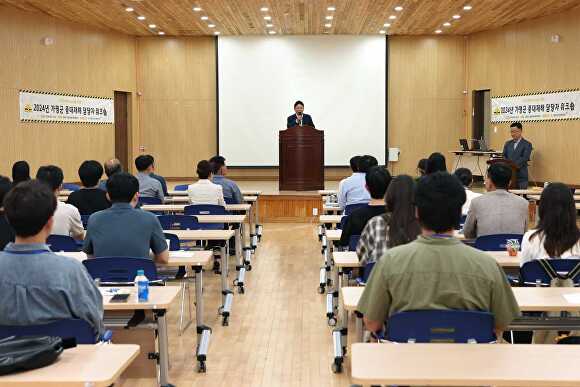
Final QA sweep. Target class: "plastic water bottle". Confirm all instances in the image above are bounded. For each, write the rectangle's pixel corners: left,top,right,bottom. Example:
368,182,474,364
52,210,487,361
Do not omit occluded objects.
134,269,149,302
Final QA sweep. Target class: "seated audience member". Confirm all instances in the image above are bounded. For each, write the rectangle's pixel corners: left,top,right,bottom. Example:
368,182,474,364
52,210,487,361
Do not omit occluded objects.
98,158,122,191
209,155,243,204
416,158,427,179
357,172,520,336
454,168,481,216
36,165,84,240
135,155,164,201
338,166,391,246
337,155,378,210
0,180,103,335
0,176,15,250
463,163,528,239
188,160,225,206
425,152,447,174
521,182,580,266
148,155,169,197
67,160,111,215
12,160,30,186
357,175,421,265
83,173,168,263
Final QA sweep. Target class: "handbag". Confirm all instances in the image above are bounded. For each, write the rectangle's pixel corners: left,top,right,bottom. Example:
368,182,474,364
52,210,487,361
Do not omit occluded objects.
0,336,64,375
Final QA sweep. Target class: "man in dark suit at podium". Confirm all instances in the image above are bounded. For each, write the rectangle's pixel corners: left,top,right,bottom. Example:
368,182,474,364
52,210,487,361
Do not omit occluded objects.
287,100,315,128
502,122,532,189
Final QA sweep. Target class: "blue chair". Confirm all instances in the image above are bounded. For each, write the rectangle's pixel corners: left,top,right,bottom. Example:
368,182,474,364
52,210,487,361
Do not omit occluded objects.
386,310,496,343
0,319,99,344
348,235,360,252
47,235,81,252
174,184,189,191
80,215,90,229
158,215,200,230
138,197,162,205
520,258,580,286
356,261,376,286
474,234,523,251
184,205,227,230
83,257,160,285
344,203,368,216
224,197,237,205
62,183,81,192
164,232,181,251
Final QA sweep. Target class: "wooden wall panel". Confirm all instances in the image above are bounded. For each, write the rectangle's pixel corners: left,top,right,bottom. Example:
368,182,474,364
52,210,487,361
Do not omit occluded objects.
136,37,216,177
466,8,580,185
388,36,466,176
0,6,137,180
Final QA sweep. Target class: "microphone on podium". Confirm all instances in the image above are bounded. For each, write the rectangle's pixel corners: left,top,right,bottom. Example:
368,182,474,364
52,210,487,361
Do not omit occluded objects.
297,113,303,126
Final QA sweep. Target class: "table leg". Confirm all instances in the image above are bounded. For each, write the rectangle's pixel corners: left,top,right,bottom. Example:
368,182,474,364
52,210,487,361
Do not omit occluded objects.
194,266,211,373
220,244,233,326
156,310,171,387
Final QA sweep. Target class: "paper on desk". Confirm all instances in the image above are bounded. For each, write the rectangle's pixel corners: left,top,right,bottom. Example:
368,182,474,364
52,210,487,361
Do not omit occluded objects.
563,293,580,304
170,251,194,258
100,288,132,296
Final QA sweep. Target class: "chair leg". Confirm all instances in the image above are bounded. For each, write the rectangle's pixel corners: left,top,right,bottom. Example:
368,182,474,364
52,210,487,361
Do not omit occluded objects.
178,282,186,335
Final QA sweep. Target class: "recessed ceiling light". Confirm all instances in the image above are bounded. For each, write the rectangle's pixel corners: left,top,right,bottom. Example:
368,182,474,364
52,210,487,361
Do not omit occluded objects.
327,6,336,11
435,29,442,34
201,16,209,20
389,15,397,20
443,22,451,27
148,24,156,28
325,15,333,20
324,23,332,28
158,31,165,35
193,7,202,12
264,16,272,20
214,31,221,35
125,7,134,12
260,7,269,12
266,23,274,27
394,6,403,11
383,23,391,27
452,14,461,19
268,30,276,35
208,24,216,28
463,5,473,10
379,30,387,34
137,15,146,20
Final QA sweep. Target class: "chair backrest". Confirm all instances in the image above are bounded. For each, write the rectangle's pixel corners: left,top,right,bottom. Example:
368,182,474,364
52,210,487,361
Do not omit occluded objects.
83,257,158,283
387,309,496,343
474,234,523,251
184,204,227,230
0,319,96,344
80,215,90,229
344,203,368,216
359,261,376,284
62,183,81,192
520,258,580,286
46,234,80,252
174,184,189,191
348,235,360,252
164,233,181,251
157,215,200,230
138,196,162,205
224,197,237,205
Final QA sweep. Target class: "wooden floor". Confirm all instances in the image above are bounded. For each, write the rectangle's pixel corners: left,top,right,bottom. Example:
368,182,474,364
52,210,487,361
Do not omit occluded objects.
119,223,350,387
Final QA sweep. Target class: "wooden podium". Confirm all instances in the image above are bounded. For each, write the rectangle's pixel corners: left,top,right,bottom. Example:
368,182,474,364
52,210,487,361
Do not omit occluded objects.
487,157,518,189
279,125,324,191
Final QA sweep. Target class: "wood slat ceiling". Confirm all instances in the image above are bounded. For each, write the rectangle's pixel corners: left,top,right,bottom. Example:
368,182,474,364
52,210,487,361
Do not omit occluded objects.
2,0,580,37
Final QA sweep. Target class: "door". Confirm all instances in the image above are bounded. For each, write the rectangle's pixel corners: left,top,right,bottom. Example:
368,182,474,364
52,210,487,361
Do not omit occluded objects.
472,89,491,144
114,91,129,171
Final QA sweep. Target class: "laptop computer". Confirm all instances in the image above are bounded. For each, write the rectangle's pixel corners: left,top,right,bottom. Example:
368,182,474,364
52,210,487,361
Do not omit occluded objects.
459,139,469,151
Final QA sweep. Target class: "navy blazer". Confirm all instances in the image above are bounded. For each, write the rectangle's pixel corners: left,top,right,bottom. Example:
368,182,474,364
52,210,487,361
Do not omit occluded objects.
287,113,315,128
502,138,532,182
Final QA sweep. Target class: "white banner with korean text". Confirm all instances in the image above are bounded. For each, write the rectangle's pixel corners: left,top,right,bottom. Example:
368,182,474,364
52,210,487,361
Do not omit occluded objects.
491,90,579,123
19,90,114,124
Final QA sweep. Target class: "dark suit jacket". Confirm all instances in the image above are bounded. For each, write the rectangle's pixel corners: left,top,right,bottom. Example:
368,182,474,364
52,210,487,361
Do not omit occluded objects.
287,113,315,128
502,138,532,182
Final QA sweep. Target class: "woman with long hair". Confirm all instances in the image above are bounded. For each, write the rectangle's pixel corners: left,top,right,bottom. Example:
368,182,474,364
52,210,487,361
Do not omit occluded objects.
357,175,421,265
521,182,580,265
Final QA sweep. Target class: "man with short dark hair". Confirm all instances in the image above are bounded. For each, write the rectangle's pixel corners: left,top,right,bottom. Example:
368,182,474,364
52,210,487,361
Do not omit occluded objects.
453,168,481,216
463,163,529,238
0,176,15,250
67,160,111,215
338,166,391,246
36,165,84,240
188,160,225,206
357,172,520,337
134,155,164,201
83,173,168,263
98,158,122,191
337,155,378,210
503,122,533,189
209,155,243,204
0,180,103,335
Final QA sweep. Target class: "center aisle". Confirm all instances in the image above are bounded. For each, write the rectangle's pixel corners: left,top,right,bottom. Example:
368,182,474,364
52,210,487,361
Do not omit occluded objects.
119,223,349,387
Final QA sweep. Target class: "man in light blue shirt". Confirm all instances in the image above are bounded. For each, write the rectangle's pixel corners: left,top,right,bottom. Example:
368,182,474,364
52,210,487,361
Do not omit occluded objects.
135,155,164,201
338,155,378,210
209,155,243,204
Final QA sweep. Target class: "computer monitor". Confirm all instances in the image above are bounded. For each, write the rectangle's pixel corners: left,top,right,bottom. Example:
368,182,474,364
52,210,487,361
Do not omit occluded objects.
459,139,469,151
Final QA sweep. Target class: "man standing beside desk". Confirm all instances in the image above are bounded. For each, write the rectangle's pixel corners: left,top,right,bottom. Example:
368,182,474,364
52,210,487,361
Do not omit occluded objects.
502,122,532,189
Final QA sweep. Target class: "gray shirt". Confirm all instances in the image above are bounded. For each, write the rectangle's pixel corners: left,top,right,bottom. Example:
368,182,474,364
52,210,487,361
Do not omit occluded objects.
136,172,164,201
0,243,104,336
212,175,243,204
83,203,168,258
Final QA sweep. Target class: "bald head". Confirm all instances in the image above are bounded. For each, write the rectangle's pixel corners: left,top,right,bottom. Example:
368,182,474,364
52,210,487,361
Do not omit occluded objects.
104,158,122,178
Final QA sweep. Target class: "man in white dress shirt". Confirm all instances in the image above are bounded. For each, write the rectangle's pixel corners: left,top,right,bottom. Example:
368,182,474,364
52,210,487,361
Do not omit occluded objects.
453,168,481,216
188,160,225,206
